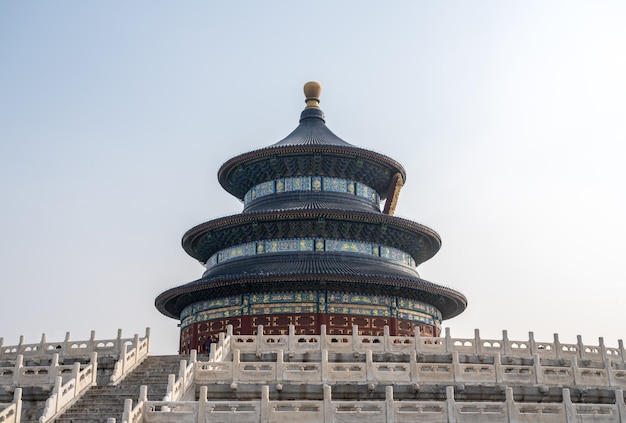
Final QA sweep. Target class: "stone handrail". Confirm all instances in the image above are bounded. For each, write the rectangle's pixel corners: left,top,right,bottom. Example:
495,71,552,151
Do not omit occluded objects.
0,328,151,362
0,353,90,387
0,388,22,423
121,386,147,423
109,329,151,385
227,325,626,364
38,352,97,423
163,350,196,402
119,384,626,423
193,348,626,389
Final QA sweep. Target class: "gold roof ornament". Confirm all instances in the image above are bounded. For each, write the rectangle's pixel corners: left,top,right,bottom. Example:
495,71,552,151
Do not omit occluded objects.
304,81,322,108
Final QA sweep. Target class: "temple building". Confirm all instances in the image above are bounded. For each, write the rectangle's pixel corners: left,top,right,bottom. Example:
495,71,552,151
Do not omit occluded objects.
155,82,467,354
4,82,626,423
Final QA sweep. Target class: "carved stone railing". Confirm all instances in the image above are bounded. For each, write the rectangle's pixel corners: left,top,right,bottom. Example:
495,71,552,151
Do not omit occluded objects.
227,325,626,364
0,328,151,362
38,353,97,423
109,329,151,385
115,384,626,423
192,347,626,389
163,350,196,402
0,388,22,423
0,353,91,387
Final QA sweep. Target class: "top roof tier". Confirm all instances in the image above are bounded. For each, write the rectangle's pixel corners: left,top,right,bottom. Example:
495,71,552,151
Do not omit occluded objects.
218,82,406,201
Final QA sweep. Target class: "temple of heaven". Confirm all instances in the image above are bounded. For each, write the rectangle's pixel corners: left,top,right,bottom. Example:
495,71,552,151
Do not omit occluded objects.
155,82,467,353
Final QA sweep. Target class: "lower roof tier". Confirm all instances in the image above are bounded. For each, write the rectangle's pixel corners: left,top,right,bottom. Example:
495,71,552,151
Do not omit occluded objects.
155,253,467,321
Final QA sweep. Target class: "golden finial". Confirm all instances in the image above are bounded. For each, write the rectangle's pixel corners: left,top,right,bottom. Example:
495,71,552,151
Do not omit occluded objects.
304,81,322,108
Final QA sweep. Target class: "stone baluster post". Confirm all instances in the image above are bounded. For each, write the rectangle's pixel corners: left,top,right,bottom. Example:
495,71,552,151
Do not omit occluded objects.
452,352,460,383
276,349,284,382
61,332,70,357
505,386,515,422
495,353,503,384
554,333,562,359
572,356,580,386
366,350,374,382
323,384,332,421
53,376,62,410
122,398,133,423
72,361,81,395
384,325,391,352
474,329,481,354
288,325,296,351
321,349,329,382
616,389,626,421
18,335,24,355
445,328,452,353
409,350,418,382
0,337,4,360
529,332,536,357
13,355,23,385
563,388,575,422
352,325,359,352
13,388,22,422
256,325,264,356
50,353,59,385
414,326,421,353
533,354,543,384
320,324,327,349
166,373,175,401
40,333,47,357
260,385,269,422
599,337,607,360
502,330,510,356
445,386,457,423
190,349,197,363
385,385,395,423
89,330,96,353
144,327,151,353
577,335,585,359
198,385,208,423
619,339,625,364
232,349,240,382
179,359,187,382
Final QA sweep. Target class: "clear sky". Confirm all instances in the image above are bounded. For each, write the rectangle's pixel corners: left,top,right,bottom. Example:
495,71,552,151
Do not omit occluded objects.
1,2,625,355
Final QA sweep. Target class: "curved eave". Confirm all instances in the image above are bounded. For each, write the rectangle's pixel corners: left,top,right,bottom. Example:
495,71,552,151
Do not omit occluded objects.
181,209,442,266
155,257,467,321
217,145,406,201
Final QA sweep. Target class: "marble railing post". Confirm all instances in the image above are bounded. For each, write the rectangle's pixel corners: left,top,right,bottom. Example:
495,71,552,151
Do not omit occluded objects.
352,325,359,348
256,325,264,356
226,324,233,338
502,330,510,356
232,349,240,381
385,385,395,423
413,326,421,353
616,389,626,421
144,327,151,354
40,333,47,353
529,332,536,356
495,353,503,383
365,350,374,381
288,325,296,351
474,329,481,354
320,324,327,347
50,354,60,384
71,361,81,392
445,328,452,353
619,339,625,363
554,333,562,359
321,349,329,382
445,385,456,423
62,332,70,357
409,350,418,381
260,385,269,422
13,355,23,385
571,357,580,386
122,398,133,423
563,388,575,423
323,384,332,422
13,387,22,421
166,374,175,400
599,337,607,359
190,349,197,363
505,387,514,422
451,352,460,383
0,337,4,356
606,357,616,387
197,386,208,423
533,354,543,384
577,335,585,359
276,350,284,381
18,336,24,354
383,326,391,352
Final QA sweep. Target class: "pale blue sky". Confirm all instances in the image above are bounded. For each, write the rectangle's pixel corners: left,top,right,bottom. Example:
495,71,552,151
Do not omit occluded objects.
1,2,625,354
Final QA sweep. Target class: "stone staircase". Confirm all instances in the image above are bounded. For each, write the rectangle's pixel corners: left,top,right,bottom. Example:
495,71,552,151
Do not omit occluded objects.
52,355,185,423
